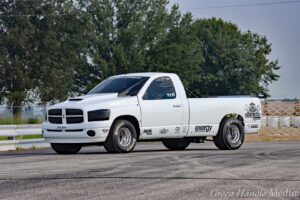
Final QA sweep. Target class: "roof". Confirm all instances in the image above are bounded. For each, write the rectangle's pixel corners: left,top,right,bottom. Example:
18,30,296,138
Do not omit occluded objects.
122,72,176,77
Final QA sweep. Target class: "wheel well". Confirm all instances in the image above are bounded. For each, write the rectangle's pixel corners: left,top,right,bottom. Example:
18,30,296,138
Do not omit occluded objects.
113,115,140,138
221,113,244,126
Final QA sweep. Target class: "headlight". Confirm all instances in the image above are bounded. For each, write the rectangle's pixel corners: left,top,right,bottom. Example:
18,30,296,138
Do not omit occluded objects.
88,109,110,122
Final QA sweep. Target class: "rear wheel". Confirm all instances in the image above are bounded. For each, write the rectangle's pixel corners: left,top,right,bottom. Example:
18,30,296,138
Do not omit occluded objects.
162,138,191,150
104,119,137,153
213,118,244,150
51,143,82,154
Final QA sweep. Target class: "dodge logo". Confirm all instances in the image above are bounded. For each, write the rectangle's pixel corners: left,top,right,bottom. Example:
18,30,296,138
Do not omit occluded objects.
57,126,67,130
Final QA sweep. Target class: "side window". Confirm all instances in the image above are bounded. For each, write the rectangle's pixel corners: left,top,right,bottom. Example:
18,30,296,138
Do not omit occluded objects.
143,77,176,100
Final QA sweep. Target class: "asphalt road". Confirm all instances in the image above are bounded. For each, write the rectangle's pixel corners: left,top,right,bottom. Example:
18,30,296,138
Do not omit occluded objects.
0,142,299,200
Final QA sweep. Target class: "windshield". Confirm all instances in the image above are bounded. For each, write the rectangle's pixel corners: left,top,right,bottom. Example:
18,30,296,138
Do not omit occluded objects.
87,76,149,96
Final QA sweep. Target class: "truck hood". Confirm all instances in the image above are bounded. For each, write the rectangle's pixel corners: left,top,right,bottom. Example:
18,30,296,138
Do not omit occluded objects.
68,93,119,104
49,93,120,109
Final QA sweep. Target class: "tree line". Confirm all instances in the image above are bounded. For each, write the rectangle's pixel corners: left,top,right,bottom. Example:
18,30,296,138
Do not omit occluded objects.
0,0,280,110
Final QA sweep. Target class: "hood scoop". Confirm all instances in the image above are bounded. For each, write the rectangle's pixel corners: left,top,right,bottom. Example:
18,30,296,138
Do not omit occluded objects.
68,98,83,101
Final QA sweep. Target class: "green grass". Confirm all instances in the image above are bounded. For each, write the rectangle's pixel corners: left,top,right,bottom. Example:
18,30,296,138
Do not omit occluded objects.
0,136,8,141
0,135,43,141
0,117,43,125
0,117,43,141
16,135,43,140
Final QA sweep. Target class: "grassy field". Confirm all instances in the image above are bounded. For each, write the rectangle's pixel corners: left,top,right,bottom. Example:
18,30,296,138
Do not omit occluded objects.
0,136,7,141
0,117,43,141
0,135,43,141
0,117,44,125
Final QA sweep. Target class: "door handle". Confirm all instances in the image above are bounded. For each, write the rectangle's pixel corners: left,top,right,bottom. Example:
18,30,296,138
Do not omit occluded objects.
173,104,181,108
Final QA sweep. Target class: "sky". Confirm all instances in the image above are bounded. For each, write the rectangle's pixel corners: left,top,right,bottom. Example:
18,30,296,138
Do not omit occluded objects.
168,0,300,99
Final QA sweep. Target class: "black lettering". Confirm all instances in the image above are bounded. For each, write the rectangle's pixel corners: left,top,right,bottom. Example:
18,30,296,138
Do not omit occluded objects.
143,129,152,135
195,125,212,133
160,128,169,134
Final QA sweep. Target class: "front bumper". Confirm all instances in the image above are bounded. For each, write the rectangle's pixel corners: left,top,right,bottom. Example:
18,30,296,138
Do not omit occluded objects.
42,122,111,144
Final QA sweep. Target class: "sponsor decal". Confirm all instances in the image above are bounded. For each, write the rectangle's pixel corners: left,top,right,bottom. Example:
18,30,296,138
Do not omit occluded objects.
250,124,259,129
175,127,180,133
160,128,169,134
161,76,171,80
166,93,176,98
245,102,261,119
143,129,152,135
195,125,212,133
119,76,142,79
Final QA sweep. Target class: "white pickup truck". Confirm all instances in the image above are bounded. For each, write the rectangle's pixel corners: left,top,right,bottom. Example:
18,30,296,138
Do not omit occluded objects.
42,73,261,154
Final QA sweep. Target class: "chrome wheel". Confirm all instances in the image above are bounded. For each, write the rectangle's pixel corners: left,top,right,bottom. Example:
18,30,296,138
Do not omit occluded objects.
214,118,244,150
104,120,137,153
227,125,240,144
118,127,132,147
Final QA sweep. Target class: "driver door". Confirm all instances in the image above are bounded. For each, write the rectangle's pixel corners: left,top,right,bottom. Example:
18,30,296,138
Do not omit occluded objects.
139,76,183,138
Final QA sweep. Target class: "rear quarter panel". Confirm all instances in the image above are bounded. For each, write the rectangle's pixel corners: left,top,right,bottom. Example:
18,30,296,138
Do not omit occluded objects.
187,97,261,136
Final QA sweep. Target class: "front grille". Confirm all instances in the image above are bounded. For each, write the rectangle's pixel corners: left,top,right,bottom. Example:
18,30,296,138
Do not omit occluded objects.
48,109,63,124
48,109,62,115
66,109,84,124
48,108,84,124
66,117,84,124
66,109,83,115
48,117,62,124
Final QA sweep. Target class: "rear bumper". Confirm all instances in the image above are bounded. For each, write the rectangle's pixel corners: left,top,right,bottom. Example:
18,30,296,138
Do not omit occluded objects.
42,122,111,144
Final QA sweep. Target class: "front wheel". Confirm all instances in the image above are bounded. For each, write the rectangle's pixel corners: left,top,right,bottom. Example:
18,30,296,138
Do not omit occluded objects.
51,143,82,154
104,119,137,153
162,138,191,150
213,118,245,150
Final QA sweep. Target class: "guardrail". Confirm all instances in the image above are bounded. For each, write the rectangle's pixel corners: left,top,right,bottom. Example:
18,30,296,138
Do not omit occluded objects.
0,125,49,151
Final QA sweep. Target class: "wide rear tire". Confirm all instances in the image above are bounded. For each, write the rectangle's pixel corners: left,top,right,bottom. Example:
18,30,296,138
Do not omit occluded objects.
51,143,82,154
104,119,137,153
213,118,244,150
162,138,191,150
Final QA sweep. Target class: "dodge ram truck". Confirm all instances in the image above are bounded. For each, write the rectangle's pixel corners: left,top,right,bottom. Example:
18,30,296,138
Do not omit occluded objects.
42,73,261,154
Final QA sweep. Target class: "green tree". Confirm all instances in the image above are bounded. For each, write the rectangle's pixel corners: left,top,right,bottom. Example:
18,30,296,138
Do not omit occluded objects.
0,0,37,115
34,1,90,104
0,0,89,110
72,0,115,93
0,1,280,111
78,1,203,92
75,0,177,93
148,5,203,88
191,18,280,97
